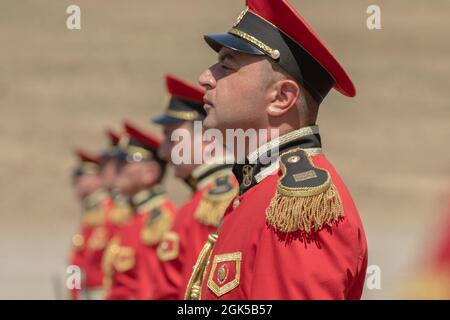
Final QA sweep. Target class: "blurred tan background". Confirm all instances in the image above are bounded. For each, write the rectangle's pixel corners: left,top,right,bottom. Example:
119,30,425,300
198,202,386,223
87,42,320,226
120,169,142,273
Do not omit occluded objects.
1,0,449,299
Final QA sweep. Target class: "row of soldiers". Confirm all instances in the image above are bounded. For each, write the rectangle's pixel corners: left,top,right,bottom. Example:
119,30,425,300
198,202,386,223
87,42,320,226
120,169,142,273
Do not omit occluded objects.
68,0,369,300
69,75,236,299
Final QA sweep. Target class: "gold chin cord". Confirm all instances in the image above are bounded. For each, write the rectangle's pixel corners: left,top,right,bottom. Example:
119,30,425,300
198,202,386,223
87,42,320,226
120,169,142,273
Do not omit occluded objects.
184,233,218,300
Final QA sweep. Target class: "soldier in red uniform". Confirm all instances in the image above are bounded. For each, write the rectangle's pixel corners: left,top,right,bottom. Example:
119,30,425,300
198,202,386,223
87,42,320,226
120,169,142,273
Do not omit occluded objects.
68,149,106,300
103,121,176,300
82,129,133,300
185,0,368,300
404,185,450,299
150,74,237,300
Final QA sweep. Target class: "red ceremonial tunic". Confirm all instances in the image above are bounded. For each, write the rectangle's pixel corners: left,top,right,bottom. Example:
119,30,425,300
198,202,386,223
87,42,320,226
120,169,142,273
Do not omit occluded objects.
104,186,176,300
152,164,237,300
198,127,368,300
82,192,133,298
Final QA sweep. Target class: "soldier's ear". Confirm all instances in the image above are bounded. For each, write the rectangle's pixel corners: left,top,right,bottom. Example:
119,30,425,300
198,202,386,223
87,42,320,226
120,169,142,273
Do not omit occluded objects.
266,79,300,117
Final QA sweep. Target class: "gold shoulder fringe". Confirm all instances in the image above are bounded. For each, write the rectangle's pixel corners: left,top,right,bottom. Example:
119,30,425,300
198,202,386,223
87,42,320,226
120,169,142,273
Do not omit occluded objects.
141,208,174,246
83,208,105,227
109,204,132,225
266,151,344,233
194,185,237,227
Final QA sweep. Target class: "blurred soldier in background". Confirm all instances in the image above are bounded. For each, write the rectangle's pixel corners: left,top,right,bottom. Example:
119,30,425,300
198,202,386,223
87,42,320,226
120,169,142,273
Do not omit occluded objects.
102,121,176,300
151,74,237,300
68,149,106,300
404,185,450,299
81,129,133,300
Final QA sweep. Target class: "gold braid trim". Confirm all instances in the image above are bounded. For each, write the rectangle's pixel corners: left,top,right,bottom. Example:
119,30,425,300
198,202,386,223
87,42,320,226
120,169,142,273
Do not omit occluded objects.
165,109,200,121
266,149,344,233
141,207,174,246
228,28,280,59
185,233,218,300
102,237,120,291
194,184,237,227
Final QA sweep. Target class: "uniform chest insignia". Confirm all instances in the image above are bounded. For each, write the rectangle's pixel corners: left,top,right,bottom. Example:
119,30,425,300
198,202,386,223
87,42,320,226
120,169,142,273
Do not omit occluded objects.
195,175,238,227
207,252,242,297
266,148,344,234
141,206,173,246
156,231,180,262
88,226,108,250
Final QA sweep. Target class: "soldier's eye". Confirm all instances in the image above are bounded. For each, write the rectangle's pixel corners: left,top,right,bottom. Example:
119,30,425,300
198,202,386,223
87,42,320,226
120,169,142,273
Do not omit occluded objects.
220,63,232,71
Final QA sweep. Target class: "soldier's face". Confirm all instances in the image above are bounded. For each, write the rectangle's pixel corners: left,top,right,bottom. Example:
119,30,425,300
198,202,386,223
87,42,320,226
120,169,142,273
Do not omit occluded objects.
115,160,160,197
74,174,103,200
101,158,118,191
199,47,273,134
159,121,198,179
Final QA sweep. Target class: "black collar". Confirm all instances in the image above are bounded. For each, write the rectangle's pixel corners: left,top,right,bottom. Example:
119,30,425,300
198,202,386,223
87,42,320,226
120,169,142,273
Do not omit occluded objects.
184,163,234,191
130,184,166,213
233,127,322,195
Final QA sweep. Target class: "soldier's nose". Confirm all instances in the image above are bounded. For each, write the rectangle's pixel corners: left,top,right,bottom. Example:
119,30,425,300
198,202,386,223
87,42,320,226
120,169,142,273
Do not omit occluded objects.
198,68,215,90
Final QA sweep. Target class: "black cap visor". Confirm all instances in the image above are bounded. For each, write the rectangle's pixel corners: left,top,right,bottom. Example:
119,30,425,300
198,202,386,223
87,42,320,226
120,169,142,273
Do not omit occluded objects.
204,33,264,56
151,114,185,126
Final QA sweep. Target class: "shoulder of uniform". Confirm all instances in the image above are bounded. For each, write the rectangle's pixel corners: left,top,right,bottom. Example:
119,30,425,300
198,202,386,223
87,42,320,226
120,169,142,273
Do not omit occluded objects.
140,206,174,246
82,208,105,227
206,174,237,197
266,147,344,234
109,202,133,226
195,174,238,227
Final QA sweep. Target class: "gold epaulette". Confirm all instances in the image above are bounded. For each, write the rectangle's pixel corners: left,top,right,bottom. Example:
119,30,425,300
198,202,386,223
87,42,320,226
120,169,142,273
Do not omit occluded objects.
141,206,174,246
109,203,133,225
82,208,105,227
194,175,238,227
266,148,344,234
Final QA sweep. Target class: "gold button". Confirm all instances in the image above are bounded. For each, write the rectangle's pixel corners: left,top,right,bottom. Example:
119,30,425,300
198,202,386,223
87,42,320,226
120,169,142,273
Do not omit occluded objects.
232,198,240,209
72,234,84,248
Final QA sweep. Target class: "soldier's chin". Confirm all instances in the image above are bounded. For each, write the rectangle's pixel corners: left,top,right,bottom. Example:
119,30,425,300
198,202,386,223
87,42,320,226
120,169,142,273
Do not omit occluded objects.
202,113,216,130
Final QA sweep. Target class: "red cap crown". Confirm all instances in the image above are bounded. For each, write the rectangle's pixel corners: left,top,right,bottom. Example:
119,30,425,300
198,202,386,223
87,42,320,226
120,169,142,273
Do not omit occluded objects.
166,74,205,103
106,129,120,146
246,0,355,97
123,121,161,151
75,148,102,165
